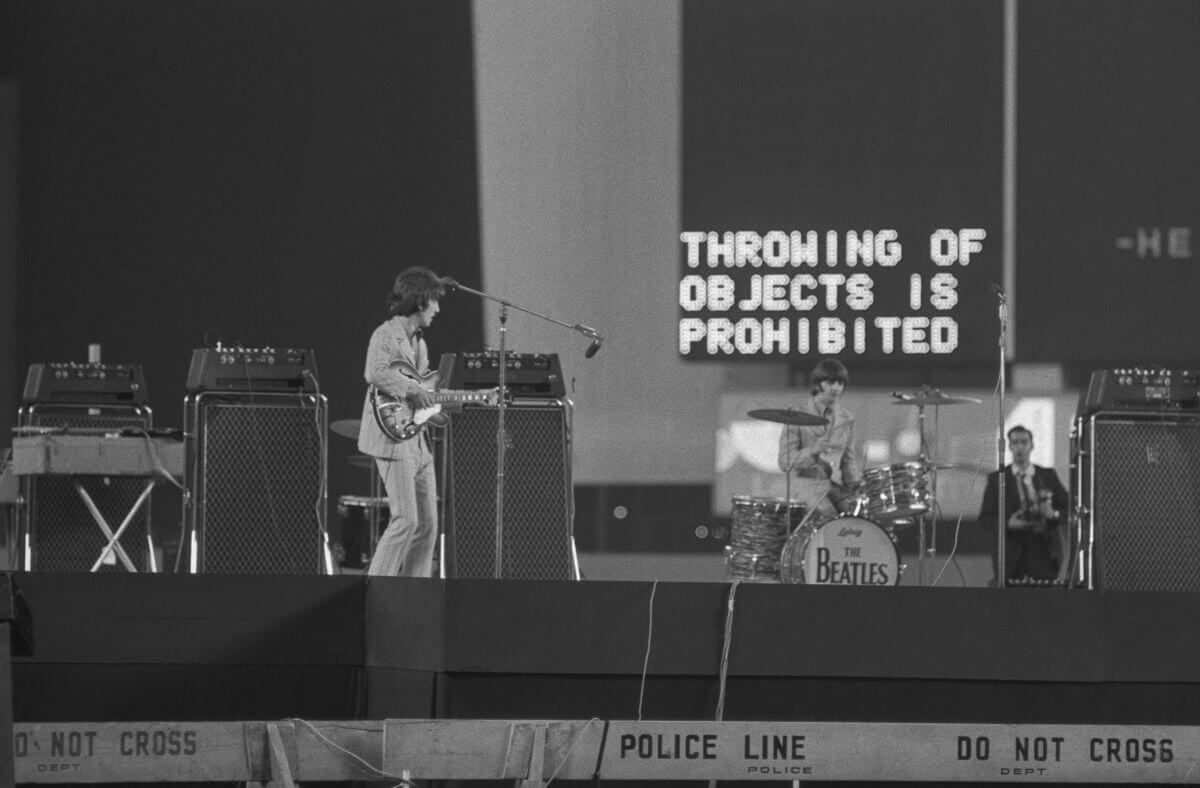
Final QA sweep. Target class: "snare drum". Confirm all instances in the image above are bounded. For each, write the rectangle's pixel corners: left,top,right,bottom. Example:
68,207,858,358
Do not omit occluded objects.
779,515,901,586
336,495,388,569
726,495,807,582
858,461,931,521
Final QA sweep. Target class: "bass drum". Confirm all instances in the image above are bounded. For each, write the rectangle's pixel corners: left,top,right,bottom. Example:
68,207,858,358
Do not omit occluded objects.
779,516,901,586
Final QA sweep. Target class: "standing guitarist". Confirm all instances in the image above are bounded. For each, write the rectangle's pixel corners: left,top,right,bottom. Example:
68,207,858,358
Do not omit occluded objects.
358,266,446,577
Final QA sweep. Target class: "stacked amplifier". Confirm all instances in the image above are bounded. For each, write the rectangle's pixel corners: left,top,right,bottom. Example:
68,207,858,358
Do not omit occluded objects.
438,351,576,579
1071,367,1200,591
15,362,154,572
183,346,330,574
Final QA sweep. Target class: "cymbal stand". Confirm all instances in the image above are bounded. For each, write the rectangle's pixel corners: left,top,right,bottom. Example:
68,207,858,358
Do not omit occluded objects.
916,402,929,585
995,291,1009,588
784,422,794,532
914,398,941,586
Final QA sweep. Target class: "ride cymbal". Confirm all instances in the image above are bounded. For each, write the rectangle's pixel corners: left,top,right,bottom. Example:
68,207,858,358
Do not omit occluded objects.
890,390,981,407
747,408,828,426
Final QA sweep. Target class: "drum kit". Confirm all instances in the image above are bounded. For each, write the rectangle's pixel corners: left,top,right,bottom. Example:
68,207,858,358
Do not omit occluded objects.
727,387,981,586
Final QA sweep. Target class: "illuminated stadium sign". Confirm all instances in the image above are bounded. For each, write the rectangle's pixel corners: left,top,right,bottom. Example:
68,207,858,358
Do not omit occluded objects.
678,228,989,359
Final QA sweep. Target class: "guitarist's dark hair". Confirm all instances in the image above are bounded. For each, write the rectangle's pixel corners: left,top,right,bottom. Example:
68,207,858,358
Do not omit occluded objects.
387,266,447,317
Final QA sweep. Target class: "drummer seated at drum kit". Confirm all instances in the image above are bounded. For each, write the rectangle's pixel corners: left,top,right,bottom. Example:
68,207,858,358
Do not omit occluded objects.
776,358,862,521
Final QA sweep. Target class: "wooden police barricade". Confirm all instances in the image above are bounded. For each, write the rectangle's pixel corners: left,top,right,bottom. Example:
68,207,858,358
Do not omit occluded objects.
12,719,1200,784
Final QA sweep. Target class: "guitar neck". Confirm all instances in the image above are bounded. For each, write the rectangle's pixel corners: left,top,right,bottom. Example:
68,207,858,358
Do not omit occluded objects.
432,389,491,404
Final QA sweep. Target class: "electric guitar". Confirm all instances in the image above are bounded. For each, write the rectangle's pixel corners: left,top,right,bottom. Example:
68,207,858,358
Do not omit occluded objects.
370,359,499,441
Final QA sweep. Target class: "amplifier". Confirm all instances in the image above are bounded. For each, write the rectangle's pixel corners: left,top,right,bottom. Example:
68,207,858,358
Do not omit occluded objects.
185,346,318,393
1072,412,1200,591
441,351,566,398
1078,367,1200,415
22,363,147,404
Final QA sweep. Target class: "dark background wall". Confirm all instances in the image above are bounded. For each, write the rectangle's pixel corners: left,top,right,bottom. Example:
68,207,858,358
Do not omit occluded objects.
680,0,1199,373
3,0,484,541
1017,0,1200,364
681,0,1004,367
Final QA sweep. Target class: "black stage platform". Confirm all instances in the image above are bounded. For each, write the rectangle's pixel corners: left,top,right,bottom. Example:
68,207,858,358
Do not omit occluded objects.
10,572,1200,732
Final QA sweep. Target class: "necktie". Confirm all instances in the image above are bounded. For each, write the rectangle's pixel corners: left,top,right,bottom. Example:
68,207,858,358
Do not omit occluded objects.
1019,469,1036,511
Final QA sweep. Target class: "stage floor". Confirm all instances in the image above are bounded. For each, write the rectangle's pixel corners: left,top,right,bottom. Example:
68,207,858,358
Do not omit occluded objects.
10,571,1200,728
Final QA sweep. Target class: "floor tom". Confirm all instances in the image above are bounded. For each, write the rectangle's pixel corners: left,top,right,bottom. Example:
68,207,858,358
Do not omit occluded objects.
726,495,806,582
336,494,388,570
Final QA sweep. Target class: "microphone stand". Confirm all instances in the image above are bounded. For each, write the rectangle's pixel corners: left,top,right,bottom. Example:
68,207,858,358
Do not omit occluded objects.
995,292,1009,588
443,279,604,579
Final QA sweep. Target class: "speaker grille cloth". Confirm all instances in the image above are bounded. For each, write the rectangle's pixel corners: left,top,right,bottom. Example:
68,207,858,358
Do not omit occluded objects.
1093,419,1200,592
196,399,326,574
448,405,571,579
21,410,151,572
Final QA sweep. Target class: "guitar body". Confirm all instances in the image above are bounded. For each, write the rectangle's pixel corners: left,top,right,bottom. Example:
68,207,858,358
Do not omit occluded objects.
370,360,497,441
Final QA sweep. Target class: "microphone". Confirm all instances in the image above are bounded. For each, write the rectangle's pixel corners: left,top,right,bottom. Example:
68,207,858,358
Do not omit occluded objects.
441,276,460,290
585,337,603,359
989,283,1007,302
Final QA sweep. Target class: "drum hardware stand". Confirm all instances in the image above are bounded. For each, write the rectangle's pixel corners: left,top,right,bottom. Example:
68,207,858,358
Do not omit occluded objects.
891,387,981,586
917,402,930,586
914,398,941,586
994,285,1010,588
439,277,604,579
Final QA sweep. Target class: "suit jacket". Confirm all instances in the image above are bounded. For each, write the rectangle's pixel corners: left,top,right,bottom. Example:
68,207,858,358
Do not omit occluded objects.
979,463,1070,573
358,316,430,460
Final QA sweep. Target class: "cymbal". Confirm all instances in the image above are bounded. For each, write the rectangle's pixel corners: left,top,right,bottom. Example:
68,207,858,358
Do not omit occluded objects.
330,419,361,439
891,390,981,407
747,408,828,427
930,462,991,475
348,454,374,469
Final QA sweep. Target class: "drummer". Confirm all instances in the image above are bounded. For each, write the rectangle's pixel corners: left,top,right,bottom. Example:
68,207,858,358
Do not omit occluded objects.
777,357,862,522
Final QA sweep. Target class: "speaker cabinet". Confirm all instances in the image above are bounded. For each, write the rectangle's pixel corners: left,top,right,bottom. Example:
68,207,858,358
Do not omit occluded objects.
15,404,154,572
184,392,329,574
444,400,575,579
1076,413,1200,591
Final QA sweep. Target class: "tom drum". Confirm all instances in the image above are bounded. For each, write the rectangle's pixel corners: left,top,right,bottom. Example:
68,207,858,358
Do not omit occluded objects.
858,461,931,522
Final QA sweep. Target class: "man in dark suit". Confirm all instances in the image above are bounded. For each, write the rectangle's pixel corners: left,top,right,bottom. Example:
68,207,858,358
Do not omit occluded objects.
979,425,1069,584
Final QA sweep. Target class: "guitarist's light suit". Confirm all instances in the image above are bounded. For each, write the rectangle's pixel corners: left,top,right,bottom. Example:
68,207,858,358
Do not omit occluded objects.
358,316,438,577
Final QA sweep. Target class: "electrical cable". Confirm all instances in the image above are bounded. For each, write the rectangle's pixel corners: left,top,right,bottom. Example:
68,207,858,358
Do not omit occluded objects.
930,377,1002,586
285,718,415,786
636,580,659,721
